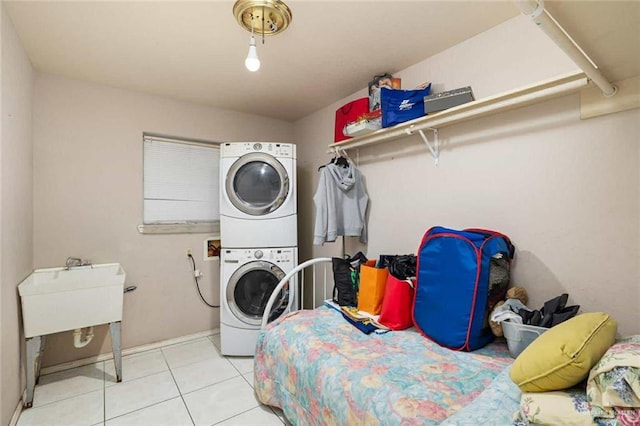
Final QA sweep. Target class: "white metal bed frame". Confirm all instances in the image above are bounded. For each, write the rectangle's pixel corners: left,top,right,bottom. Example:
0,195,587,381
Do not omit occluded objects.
261,257,333,329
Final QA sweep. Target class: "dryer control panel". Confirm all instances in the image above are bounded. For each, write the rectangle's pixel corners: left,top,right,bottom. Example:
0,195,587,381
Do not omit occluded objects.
221,142,296,159
222,248,295,264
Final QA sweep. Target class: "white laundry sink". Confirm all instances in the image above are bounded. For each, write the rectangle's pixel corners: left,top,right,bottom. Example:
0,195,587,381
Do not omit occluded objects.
18,263,126,338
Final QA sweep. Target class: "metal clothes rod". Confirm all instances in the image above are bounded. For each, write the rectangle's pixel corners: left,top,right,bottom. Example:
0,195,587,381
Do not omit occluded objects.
516,0,617,97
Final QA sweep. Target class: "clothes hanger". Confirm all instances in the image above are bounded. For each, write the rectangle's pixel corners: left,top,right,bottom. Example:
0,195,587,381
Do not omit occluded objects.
336,147,352,167
318,147,341,171
318,156,337,171
335,156,349,168
318,147,352,171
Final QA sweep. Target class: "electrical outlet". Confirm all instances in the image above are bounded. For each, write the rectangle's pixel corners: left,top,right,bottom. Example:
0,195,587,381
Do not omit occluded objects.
186,248,192,257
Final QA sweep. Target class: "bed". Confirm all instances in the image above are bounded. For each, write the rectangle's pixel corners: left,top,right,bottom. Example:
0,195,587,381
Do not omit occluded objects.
254,306,522,425
255,259,640,425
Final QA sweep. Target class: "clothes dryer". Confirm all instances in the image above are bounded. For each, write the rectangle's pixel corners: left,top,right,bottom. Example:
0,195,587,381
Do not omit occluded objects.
220,247,298,356
220,142,297,248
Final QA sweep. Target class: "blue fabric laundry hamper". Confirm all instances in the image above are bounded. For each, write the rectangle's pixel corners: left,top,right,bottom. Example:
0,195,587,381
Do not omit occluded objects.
413,226,514,351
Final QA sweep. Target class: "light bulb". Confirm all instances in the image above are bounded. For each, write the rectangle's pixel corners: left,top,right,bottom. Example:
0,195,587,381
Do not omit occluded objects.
245,36,260,72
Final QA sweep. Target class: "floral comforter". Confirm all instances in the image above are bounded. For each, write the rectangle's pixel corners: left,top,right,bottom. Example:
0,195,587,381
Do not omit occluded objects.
254,307,517,425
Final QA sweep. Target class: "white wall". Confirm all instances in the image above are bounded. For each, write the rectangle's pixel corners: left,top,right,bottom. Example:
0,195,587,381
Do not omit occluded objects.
294,15,640,336
1,4,34,424
33,73,294,367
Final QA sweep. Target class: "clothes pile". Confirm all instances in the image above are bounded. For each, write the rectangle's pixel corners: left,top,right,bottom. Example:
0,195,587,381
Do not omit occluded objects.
491,293,580,328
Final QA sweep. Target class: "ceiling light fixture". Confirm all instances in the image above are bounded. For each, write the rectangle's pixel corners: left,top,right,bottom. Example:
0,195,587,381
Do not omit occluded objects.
233,0,292,72
245,31,260,72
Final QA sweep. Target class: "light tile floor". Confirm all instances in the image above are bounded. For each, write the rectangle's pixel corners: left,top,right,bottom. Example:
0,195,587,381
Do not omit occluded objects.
17,333,287,426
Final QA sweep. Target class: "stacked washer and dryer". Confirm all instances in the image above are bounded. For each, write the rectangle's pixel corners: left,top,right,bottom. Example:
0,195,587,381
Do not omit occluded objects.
219,142,298,356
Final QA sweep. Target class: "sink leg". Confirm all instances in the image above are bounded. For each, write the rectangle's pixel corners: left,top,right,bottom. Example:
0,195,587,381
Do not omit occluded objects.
35,336,46,385
25,336,42,408
109,322,122,382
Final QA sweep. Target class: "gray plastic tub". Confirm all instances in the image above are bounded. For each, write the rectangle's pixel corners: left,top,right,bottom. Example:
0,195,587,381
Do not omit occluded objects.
502,321,548,358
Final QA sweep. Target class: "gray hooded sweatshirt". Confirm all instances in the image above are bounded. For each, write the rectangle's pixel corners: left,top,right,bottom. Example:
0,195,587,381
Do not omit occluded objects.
313,162,369,245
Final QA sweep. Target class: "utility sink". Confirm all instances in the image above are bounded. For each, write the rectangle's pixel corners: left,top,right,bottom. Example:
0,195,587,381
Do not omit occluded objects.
18,263,126,338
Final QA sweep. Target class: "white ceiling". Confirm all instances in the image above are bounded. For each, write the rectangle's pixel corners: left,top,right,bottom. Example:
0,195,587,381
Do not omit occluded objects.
4,1,639,122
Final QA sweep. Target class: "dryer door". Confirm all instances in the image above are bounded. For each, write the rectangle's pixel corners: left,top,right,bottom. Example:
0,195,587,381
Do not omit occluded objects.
225,153,289,216
226,260,290,326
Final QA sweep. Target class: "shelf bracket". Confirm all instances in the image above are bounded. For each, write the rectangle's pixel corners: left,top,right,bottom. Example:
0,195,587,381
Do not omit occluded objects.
407,127,439,166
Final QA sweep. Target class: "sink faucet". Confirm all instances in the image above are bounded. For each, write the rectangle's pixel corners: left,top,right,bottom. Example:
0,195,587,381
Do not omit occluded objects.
65,257,91,269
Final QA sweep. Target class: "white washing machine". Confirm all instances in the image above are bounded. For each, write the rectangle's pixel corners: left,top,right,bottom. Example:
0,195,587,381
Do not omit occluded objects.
220,247,298,356
220,142,297,248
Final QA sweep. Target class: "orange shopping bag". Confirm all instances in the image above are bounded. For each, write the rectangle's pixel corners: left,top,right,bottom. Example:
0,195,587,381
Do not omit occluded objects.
357,260,388,315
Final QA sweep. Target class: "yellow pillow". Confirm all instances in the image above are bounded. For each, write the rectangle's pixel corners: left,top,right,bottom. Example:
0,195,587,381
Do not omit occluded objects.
510,312,617,392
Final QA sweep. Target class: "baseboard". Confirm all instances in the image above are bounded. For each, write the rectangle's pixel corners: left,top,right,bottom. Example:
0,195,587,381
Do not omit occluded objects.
40,328,220,376
9,399,23,426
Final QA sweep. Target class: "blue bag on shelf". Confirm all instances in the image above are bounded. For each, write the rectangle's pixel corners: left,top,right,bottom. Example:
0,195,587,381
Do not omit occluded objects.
380,84,432,128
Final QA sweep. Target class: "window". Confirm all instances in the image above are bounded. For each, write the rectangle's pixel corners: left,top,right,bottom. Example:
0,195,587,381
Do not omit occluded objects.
138,134,220,234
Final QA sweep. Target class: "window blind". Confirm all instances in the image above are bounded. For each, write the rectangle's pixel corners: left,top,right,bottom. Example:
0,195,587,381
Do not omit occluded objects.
143,136,220,224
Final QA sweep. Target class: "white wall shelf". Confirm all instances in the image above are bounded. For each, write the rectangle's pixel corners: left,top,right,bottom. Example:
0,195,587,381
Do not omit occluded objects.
328,71,589,163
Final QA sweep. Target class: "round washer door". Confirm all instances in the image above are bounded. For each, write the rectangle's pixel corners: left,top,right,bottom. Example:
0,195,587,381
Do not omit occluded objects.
226,260,290,326
225,152,289,216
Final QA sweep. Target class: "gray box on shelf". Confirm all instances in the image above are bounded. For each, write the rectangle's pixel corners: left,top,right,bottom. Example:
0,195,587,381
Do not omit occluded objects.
502,321,548,358
424,86,474,114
